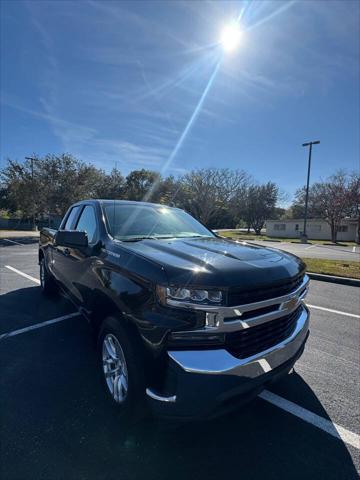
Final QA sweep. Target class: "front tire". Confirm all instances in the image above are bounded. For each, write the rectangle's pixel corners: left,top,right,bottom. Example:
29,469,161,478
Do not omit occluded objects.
40,258,57,296
98,317,146,421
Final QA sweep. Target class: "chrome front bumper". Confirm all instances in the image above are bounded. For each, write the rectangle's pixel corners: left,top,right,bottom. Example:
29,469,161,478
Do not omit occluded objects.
168,304,309,378
146,304,310,417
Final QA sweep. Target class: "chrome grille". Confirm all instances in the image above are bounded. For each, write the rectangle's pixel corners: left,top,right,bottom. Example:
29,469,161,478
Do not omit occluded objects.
225,306,303,359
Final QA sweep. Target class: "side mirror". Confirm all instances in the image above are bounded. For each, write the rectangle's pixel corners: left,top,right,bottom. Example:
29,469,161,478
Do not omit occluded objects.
55,230,88,249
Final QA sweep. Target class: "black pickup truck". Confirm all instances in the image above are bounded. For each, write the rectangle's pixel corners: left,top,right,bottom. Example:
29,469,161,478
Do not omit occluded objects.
39,199,310,419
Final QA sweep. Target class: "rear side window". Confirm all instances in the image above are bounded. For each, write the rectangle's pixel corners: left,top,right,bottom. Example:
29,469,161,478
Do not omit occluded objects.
63,206,80,230
75,205,98,244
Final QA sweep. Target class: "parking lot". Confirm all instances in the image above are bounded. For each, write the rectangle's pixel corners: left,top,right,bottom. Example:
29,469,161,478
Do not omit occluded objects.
1,238,359,480
246,240,360,262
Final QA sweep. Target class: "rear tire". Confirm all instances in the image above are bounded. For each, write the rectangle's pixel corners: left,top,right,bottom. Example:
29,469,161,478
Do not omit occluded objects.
98,316,147,422
40,257,58,296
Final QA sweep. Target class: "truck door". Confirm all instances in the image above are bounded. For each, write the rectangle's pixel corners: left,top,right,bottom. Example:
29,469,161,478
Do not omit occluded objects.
61,204,100,311
51,205,82,289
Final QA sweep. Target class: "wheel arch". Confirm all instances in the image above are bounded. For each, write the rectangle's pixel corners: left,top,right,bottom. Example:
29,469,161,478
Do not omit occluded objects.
38,248,44,264
93,301,152,381
90,294,144,350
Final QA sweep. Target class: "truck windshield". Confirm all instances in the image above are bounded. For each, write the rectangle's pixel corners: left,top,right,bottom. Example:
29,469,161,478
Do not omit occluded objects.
103,204,215,241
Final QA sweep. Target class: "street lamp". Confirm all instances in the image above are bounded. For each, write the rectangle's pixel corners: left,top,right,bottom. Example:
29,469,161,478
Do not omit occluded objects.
301,141,320,243
25,156,37,231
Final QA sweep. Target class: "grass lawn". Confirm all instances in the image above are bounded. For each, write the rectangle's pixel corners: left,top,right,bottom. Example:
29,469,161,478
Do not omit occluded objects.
303,258,360,279
218,230,358,247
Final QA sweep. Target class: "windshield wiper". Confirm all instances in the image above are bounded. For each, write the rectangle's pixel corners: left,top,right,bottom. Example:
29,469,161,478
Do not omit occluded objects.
121,234,210,242
174,235,210,239
121,236,159,242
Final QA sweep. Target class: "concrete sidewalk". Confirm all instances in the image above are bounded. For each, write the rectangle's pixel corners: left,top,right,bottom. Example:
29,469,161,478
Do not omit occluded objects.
0,230,40,239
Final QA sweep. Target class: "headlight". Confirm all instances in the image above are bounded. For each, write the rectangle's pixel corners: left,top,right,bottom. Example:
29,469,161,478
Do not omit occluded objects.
156,285,223,306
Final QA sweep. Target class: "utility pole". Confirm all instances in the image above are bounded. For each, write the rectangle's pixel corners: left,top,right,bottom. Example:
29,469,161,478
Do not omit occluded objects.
25,156,37,231
301,141,320,243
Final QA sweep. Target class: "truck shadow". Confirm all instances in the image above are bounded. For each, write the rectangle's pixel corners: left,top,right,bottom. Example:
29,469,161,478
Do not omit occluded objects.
0,285,75,335
139,373,358,480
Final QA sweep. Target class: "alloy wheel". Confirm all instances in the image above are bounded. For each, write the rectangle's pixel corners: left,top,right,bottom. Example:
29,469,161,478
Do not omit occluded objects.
40,261,45,288
102,333,129,403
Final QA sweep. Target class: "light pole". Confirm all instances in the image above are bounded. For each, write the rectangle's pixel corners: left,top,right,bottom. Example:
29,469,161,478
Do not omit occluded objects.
301,141,320,243
25,156,37,231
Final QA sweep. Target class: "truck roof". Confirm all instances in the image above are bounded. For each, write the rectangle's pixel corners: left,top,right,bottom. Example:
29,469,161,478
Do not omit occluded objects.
75,199,177,209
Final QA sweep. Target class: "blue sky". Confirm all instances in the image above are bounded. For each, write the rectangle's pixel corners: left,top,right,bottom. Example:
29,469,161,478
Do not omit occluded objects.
1,0,359,199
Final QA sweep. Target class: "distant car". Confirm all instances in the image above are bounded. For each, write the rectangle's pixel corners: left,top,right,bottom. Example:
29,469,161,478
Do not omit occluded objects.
39,200,310,420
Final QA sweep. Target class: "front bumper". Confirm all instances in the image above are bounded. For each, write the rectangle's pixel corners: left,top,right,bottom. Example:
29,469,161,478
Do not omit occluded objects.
146,304,310,419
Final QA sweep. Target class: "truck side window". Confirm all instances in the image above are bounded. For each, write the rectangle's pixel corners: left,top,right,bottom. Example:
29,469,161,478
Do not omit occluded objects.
63,206,80,230
75,206,98,244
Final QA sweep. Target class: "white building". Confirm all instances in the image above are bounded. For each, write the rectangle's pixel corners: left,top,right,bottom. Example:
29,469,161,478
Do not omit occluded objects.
266,218,358,242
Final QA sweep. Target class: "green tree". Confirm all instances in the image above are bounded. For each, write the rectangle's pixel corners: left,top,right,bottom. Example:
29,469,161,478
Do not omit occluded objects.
242,182,279,235
0,158,41,219
0,154,109,220
289,186,322,219
153,175,185,206
124,169,161,202
95,168,125,199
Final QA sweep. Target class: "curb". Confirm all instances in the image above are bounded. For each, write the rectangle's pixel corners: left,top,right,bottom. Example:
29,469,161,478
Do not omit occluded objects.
307,272,360,287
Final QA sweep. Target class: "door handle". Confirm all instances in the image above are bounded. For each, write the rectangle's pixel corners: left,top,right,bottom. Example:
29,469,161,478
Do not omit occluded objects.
64,248,71,256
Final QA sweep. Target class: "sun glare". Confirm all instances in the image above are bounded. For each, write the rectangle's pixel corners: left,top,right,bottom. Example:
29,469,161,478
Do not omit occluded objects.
220,22,243,53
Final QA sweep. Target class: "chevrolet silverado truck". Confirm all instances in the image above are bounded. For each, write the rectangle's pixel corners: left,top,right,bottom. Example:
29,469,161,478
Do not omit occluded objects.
39,199,310,419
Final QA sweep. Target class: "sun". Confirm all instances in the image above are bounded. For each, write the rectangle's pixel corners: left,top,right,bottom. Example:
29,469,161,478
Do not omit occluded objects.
220,22,243,53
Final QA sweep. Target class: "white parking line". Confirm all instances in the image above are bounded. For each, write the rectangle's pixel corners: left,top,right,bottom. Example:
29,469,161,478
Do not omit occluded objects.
307,304,360,319
2,238,24,246
259,390,360,449
0,313,81,341
5,265,40,285
305,243,319,250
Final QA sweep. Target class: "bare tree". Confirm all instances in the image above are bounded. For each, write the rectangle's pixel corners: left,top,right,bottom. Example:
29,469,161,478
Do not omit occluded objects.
180,168,249,226
308,171,357,243
348,173,360,243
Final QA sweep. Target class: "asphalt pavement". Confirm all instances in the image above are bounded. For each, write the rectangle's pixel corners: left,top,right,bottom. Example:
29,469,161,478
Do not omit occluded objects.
0,238,359,480
246,240,360,262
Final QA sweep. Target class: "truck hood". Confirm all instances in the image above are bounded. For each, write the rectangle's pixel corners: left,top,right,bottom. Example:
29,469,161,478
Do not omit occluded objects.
122,236,305,289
